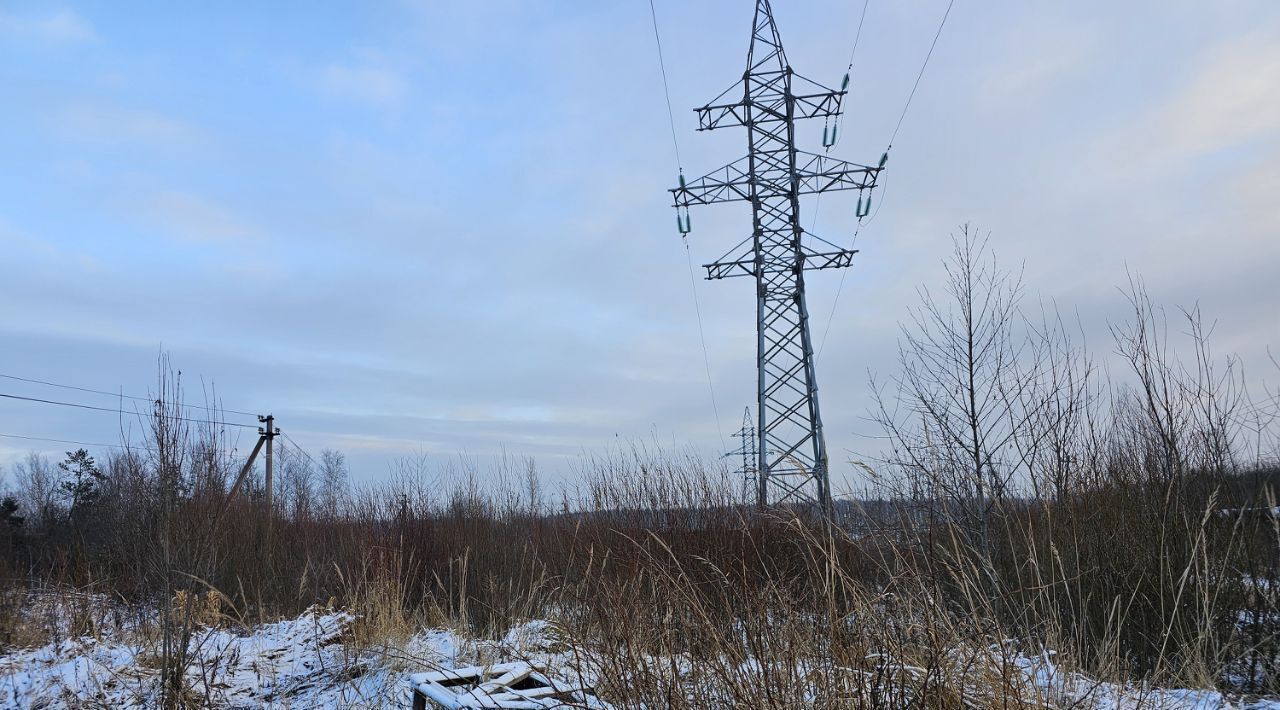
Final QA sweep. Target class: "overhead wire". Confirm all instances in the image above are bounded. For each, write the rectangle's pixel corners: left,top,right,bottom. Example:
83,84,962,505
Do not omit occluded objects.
844,0,871,71
280,431,322,472
0,371,262,418
817,0,955,361
648,0,683,174
807,0,871,232
811,0,872,362
888,0,954,150
0,431,157,452
682,240,728,451
0,392,260,429
648,0,728,451
820,0,871,157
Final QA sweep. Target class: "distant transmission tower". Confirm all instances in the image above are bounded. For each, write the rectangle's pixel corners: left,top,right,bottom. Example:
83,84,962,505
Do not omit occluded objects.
728,407,757,503
671,0,884,511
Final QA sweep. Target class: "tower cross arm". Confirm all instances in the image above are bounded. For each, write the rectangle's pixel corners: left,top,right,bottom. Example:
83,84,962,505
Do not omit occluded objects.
695,89,846,131
670,156,751,207
704,242,859,280
795,152,883,194
788,70,848,121
671,152,883,210
692,79,748,131
792,89,846,121
697,101,751,131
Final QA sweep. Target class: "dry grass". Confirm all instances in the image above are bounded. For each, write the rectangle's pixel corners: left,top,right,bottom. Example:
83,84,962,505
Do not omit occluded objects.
0,460,1274,707
0,261,1277,706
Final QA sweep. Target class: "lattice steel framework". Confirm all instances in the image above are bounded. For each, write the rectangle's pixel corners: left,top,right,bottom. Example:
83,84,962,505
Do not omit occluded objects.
729,407,758,503
670,0,883,510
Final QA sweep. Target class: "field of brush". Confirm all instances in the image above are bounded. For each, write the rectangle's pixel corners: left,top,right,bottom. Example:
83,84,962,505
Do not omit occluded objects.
0,448,1276,709
1,588,1277,708
0,480,1276,710
1,240,1276,708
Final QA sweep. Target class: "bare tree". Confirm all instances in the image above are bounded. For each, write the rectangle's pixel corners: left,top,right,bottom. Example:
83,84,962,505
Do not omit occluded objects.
318,448,349,520
279,446,316,521
13,452,60,529
1018,305,1103,501
872,226,1053,554
1110,278,1248,483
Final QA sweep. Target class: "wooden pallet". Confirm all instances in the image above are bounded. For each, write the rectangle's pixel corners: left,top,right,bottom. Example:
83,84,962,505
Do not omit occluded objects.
409,661,608,709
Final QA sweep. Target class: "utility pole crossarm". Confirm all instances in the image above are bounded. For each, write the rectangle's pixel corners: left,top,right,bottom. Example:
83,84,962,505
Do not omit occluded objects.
794,152,883,193
705,244,859,280
671,156,752,206
696,100,750,131
695,75,847,131
670,153,882,208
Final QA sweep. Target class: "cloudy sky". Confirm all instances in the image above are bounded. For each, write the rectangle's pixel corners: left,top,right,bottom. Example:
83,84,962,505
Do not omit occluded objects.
1,1,1278,490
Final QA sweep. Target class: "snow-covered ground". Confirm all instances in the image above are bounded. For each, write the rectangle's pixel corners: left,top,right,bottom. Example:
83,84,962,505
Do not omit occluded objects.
1006,648,1280,710
0,608,411,707
0,604,579,708
0,606,1276,709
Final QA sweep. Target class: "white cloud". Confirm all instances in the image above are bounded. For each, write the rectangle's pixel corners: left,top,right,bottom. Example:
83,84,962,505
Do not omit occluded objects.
55,102,209,152
977,19,1094,110
38,9,93,42
1161,29,1280,155
0,218,103,271
140,191,256,244
319,64,408,106
0,8,95,43
1230,147,1280,234
1105,25,1280,171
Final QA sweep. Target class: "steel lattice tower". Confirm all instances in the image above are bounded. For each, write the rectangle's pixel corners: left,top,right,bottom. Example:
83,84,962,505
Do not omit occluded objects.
729,407,757,502
671,0,883,510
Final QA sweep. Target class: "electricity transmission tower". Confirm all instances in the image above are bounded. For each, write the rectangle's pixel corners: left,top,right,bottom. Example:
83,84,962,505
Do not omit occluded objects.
728,407,757,502
670,0,884,511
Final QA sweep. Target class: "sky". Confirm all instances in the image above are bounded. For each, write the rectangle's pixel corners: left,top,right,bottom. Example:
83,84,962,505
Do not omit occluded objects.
1,1,1278,492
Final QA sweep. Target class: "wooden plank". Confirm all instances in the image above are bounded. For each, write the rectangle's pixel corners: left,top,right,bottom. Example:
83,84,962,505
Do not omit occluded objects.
412,661,600,710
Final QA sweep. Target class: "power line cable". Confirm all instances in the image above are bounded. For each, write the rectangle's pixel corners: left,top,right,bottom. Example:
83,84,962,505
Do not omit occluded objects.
817,234,859,363
888,0,954,149
817,171,894,361
648,0,683,173
280,431,322,472
0,372,261,418
0,392,260,429
844,0,871,71
0,431,157,452
810,0,874,360
808,0,871,230
818,0,954,360
648,0,727,450
821,0,871,156
684,238,728,451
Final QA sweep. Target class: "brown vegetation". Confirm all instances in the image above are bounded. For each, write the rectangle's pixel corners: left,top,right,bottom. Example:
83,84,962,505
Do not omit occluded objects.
0,231,1276,707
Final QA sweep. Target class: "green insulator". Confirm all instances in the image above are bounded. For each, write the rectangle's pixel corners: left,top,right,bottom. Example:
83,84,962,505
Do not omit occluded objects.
684,213,691,232
830,125,838,144
677,214,684,232
822,124,830,146
679,173,686,188
864,197,872,215
879,151,889,168
841,73,850,91
856,196,864,216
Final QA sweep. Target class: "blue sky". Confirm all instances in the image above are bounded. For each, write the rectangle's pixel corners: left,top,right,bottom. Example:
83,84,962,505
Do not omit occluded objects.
2,1,1278,490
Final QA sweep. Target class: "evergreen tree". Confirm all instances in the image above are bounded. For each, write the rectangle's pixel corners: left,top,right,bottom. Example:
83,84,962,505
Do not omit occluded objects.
58,449,104,518
0,497,22,529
